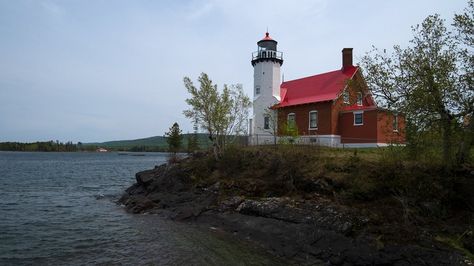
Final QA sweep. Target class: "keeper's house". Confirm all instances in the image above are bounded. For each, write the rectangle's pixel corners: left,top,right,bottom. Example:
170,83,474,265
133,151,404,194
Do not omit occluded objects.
249,32,405,147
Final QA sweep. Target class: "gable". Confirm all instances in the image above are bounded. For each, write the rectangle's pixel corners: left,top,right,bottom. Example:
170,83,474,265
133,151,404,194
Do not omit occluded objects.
276,66,359,108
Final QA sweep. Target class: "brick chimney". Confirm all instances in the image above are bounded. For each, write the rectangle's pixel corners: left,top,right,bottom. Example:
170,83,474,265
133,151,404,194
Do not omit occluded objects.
342,48,353,70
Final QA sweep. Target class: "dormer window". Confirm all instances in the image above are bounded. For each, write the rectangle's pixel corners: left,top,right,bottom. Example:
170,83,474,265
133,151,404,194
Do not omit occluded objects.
343,90,349,104
357,92,363,106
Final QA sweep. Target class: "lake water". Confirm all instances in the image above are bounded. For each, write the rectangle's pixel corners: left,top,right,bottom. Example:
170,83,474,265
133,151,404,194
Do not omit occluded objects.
0,152,283,265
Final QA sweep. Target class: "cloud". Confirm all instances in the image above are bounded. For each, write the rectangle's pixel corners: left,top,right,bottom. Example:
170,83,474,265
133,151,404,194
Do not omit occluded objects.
40,0,65,17
186,1,215,20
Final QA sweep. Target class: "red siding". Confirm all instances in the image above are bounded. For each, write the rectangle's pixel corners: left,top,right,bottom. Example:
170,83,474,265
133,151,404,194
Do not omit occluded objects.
339,110,378,143
275,70,406,144
376,111,406,144
278,101,334,135
339,110,406,144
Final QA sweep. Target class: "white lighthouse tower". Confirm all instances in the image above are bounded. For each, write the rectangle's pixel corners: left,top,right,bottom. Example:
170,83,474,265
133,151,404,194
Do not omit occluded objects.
250,32,283,143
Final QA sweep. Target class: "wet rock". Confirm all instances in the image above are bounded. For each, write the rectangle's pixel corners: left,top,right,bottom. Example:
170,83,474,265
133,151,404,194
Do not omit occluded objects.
121,159,469,266
219,196,244,211
329,255,344,265
135,165,166,186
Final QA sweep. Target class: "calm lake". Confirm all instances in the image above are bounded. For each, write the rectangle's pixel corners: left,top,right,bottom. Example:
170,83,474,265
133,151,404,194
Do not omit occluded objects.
0,152,281,265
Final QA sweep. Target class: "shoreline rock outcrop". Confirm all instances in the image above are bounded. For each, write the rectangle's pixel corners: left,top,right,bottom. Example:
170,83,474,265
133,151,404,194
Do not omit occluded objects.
119,156,471,265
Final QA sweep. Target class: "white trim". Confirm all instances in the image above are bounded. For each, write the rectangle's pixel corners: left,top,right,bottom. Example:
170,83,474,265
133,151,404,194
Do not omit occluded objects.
356,92,363,106
263,115,270,130
393,114,399,132
314,134,340,138
353,111,364,126
287,112,296,125
255,85,261,95
308,110,318,129
343,89,350,104
342,143,406,148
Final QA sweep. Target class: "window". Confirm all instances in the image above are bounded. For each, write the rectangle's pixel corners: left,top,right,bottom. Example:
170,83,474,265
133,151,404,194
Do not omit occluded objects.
393,114,398,131
309,111,318,129
264,115,270,130
343,90,349,104
357,92,363,106
354,111,363,126
255,86,260,95
287,113,296,127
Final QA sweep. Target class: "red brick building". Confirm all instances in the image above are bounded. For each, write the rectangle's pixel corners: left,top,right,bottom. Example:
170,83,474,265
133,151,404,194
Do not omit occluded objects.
273,48,405,147
250,32,405,147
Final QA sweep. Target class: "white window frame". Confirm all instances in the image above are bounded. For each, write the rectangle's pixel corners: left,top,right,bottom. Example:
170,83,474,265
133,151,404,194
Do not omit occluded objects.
255,85,261,95
287,113,296,127
353,111,363,126
343,89,350,104
357,92,363,106
309,110,318,129
263,115,270,130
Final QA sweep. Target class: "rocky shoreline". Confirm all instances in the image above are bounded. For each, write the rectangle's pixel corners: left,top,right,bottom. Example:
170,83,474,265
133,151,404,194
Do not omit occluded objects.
119,156,471,265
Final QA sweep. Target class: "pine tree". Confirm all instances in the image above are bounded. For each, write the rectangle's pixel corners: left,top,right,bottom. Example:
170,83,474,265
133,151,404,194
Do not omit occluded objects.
165,122,183,153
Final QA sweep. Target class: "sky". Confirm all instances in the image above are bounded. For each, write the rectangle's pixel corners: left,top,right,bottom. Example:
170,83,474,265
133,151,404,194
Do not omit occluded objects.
0,0,468,143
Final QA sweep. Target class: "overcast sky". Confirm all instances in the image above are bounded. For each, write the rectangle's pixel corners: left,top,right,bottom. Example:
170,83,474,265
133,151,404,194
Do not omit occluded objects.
0,0,468,142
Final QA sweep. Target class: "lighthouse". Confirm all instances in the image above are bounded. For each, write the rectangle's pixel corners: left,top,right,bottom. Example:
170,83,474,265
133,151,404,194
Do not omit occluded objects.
250,32,283,140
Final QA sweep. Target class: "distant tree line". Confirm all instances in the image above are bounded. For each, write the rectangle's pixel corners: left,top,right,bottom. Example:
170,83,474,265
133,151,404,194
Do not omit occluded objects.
0,141,97,152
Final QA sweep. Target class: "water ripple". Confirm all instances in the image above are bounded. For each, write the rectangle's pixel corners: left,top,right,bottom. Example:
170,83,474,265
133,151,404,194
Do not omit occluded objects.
0,152,285,265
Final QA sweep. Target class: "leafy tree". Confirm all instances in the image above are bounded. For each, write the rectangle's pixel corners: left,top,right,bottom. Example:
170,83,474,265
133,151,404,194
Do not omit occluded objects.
187,132,199,153
360,11,473,164
165,122,183,153
183,73,251,158
453,0,474,163
259,107,279,145
278,120,299,145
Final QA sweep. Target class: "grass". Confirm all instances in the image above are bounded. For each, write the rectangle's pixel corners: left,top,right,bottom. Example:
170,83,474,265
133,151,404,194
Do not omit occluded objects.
183,144,473,218
435,231,474,261
178,144,473,257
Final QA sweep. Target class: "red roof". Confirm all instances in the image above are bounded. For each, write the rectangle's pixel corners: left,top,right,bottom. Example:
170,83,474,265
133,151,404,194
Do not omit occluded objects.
260,32,274,41
275,66,359,108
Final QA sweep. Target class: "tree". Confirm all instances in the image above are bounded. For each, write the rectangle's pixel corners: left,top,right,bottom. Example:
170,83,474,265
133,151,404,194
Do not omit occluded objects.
360,12,473,164
259,107,279,145
165,122,183,153
187,132,199,153
183,73,251,158
453,0,474,163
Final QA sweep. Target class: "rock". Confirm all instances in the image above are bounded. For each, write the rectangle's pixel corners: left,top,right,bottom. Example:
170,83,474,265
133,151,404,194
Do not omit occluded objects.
219,196,245,211
120,157,469,266
329,255,344,265
340,222,353,236
128,196,156,213
135,166,163,186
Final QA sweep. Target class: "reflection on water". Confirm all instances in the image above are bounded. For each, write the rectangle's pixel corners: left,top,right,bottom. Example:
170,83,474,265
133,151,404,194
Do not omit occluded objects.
0,152,284,265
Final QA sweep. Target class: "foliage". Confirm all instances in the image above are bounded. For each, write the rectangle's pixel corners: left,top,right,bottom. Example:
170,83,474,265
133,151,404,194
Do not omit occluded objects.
165,122,183,153
186,132,200,153
360,8,474,165
278,120,299,144
183,73,251,158
0,141,89,152
259,107,279,145
183,145,473,217
435,232,474,261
